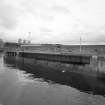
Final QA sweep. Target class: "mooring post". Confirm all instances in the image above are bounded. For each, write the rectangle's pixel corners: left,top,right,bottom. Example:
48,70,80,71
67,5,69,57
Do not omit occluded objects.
91,55,99,74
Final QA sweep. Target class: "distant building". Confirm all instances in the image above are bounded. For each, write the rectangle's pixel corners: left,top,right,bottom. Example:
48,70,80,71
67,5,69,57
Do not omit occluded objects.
23,40,27,44
18,38,22,44
27,40,31,44
4,42,20,49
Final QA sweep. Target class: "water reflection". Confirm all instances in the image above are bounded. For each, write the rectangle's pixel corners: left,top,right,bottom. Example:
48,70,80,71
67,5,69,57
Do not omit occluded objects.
3,55,105,96
0,54,105,105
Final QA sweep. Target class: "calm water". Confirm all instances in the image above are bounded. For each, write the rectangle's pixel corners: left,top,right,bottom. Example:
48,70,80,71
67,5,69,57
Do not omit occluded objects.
0,53,105,105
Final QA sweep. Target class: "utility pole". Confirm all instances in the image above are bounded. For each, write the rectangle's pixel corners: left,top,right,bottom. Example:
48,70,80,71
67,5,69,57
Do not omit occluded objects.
28,32,31,44
80,36,82,54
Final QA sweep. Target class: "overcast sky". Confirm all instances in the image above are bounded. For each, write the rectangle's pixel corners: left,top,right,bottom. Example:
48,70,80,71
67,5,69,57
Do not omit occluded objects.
0,0,105,44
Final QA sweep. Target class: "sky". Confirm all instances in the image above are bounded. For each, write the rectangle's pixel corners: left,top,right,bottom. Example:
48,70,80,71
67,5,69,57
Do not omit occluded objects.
0,0,105,45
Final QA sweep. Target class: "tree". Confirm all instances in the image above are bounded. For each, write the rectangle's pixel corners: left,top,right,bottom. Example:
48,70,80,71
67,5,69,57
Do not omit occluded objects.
0,39,4,48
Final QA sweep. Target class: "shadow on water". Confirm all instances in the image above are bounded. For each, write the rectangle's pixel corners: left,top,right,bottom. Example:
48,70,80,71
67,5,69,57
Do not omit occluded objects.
3,57,105,96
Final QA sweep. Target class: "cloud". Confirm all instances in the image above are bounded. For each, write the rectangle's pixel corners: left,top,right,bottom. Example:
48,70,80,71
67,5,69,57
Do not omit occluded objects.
40,27,53,33
76,0,88,3
51,5,71,14
0,0,105,44
0,0,23,30
21,0,72,21
0,32,8,41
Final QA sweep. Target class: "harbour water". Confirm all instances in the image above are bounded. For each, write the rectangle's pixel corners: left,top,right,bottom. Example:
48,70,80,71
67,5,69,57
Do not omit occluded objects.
0,53,105,105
